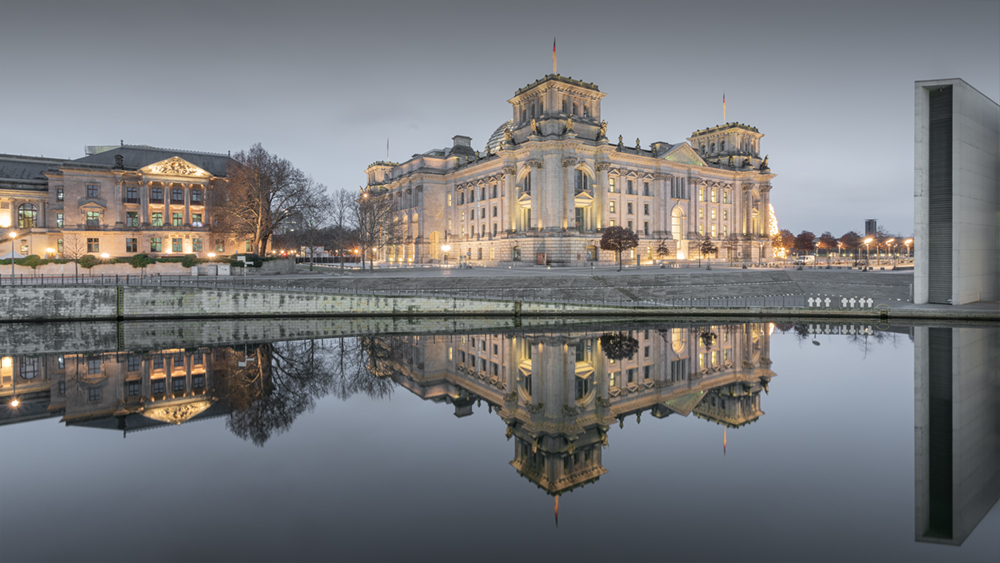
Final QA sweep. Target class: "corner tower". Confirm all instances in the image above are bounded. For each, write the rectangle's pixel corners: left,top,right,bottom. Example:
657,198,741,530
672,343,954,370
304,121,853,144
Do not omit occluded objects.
507,75,607,143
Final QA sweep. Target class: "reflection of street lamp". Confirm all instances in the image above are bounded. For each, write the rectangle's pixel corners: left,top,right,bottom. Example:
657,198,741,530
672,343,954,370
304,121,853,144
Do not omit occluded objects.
863,237,873,270
441,244,451,266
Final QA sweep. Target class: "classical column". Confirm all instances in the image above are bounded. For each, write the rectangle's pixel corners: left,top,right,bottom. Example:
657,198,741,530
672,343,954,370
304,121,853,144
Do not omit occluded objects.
163,182,171,229
562,157,578,231
760,185,771,239
687,178,700,239
142,181,152,225
183,183,191,227
653,172,669,237
113,175,124,227
542,154,561,231
528,159,543,230
595,162,609,231
503,166,516,233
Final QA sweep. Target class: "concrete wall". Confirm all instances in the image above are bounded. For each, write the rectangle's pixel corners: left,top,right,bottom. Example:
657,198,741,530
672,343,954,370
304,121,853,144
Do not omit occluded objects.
0,287,118,321
914,79,1000,305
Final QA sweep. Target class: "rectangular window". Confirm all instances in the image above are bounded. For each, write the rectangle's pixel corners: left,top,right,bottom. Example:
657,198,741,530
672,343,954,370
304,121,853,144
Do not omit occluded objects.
128,355,142,371
192,238,202,252
609,219,615,227
126,238,138,253
56,212,64,228
150,237,162,252
127,380,140,397
460,211,465,221
190,189,203,204
152,356,163,370
173,378,185,393
246,241,252,252
459,192,465,205
193,374,205,389
56,187,64,201
126,212,138,227
643,182,650,196
152,379,165,394
711,189,717,203
151,212,163,227
609,178,616,193
151,187,163,202
609,200,616,213
711,209,717,220
480,208,486,219
172,213,183,226
644,221,650,235
492,185,497,198
699,208,704,219
643,203,649,215
492,223,498,236
723,191,729,204
58,381,65,396
723,210,728,221
191,213,202,227
87,184,99,198
447,193,452,206
86,211,100,226
57,239,63,253
87,358,102,374
627,220,633,231
711,225,717,238
88,388,101,402
644,365,651,380
126,185,138,202
699,223,705,235
215,240,225,252
492,206,497,217
627,180,633,194
699,187,704,202
481,187,486,200
87,238,99,253
171,188,184,203
724,225,729,236
627,202,633,215
172,238,182,252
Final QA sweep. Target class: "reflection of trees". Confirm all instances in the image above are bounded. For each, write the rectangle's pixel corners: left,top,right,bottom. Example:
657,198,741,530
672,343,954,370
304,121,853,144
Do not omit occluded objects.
215,337,398,446
217,341,335,447
600,332,639,361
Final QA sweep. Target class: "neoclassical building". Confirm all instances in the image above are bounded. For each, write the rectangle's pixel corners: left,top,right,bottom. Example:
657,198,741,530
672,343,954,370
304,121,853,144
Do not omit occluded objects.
0,145,245,259
366,73,776,265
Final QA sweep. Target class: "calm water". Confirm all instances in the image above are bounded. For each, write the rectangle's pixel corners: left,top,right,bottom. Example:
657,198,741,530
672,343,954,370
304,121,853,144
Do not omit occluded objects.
1,319,997,562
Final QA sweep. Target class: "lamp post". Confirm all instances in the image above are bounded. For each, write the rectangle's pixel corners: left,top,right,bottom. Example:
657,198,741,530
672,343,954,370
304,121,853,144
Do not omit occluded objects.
863,237,873,271
884,238,895,269
837,241,843,263
904,238,912,262
8,231,17,284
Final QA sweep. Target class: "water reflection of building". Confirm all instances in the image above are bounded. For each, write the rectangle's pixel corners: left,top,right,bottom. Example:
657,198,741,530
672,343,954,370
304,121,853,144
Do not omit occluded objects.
0,348,225,433
914,326,1000,546
383,323,775,495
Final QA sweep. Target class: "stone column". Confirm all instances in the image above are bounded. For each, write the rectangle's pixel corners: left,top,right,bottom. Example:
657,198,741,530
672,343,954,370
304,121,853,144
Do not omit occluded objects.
542,154,561,231
183,183,191,227
654,172,669,237
563,157,578,231
163,182,171,229
113,176,124,227
595,162,609,231
528,159,543,230
760,185,770,239
142,181,152,225
687,178,700,239
503,166,516,233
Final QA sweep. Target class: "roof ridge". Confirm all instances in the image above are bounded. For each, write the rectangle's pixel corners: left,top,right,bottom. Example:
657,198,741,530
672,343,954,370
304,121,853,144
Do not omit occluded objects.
119,144,231,158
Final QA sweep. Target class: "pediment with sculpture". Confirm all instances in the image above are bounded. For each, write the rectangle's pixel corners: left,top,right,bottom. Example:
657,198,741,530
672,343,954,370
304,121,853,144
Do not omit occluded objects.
141,157,209,178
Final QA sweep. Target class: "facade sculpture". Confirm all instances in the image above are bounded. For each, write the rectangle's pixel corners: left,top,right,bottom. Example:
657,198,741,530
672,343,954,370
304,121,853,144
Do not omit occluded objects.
366,73,776,265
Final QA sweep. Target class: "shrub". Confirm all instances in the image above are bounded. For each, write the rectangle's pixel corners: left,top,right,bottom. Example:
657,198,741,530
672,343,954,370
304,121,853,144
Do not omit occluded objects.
78,254,99,269
129,254,154,269
181,254,203,268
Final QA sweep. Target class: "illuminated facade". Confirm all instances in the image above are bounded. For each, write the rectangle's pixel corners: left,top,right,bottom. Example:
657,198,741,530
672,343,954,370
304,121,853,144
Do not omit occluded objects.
0,146,244,259
367,74,776,265
384,323,775,494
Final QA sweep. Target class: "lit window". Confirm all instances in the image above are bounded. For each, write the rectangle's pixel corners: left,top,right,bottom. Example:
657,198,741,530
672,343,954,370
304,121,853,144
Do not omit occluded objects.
56,187,64,201
609,178,616,193
723,210,728,221
151,213,163,227
17,204,37,229
86,211,100,226
192,238,202,252
150,237,162,252
609,201,616,213
56,212,64,228
192,213,202,227
699,208,704,219
126,212,138,227
711,209,717,221
711,189,717,203
172,213,183,227
172,238,182,252
126,238,138,253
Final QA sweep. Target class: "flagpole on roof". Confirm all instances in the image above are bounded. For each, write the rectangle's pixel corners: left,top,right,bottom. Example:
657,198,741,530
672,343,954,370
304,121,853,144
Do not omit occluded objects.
723,92,726,124
553,38,557,75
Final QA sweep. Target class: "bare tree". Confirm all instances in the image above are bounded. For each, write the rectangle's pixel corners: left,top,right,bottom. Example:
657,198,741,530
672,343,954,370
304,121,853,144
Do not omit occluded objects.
61,233,87,279
330,188,359,271
294,191,333,270
354,187,403,270
211,143,327,255
696,235,718,268
722,234,741,266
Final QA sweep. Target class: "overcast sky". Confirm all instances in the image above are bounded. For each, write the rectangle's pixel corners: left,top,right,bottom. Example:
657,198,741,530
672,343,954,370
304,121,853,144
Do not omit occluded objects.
1,0,997,237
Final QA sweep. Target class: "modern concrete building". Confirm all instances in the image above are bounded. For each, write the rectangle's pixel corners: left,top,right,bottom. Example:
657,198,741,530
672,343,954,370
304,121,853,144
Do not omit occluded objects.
366,73,777,266
914,79,1000,305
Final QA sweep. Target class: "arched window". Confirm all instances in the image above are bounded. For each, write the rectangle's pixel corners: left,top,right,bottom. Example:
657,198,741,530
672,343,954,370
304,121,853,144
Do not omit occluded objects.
17,203,37,229
583,105,589,118
575,169,592,193
671,207,686,240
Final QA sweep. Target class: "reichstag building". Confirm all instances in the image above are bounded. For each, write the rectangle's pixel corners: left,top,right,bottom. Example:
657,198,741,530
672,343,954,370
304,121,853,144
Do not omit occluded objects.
366,73,776,265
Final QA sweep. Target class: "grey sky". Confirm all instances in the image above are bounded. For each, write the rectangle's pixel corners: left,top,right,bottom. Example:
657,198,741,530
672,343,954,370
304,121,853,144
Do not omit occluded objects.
1,0,997,237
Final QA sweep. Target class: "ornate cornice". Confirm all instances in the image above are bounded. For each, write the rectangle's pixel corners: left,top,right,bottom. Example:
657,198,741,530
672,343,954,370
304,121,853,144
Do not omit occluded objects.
502,165,517,175
595,161,611,172
562,157,579,168
525,158,543,169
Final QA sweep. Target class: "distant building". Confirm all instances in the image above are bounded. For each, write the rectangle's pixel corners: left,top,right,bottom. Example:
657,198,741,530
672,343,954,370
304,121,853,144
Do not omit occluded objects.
0,145,251,259
865,219,878,237
914,79,999,305
367,73,776,265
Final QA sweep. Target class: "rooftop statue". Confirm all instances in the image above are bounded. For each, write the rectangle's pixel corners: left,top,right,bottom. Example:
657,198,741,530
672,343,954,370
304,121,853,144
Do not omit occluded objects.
597,120,607,139
504,126,514,146
636,138,641,150
531,118,541,136
728,155,734,167
566,116,574,132
761,155,770,170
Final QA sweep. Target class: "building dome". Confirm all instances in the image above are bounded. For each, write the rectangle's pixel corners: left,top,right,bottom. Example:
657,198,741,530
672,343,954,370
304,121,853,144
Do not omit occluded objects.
485,120,513,154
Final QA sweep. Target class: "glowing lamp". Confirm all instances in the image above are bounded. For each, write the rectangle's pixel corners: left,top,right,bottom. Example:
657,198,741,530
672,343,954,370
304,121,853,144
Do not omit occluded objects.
9,399,18,408
100,253,110,259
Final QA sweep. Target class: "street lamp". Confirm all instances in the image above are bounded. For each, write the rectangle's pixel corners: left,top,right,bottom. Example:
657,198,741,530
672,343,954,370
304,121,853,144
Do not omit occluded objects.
837,241,843,263
903,238,912,260
208,252,216,259
884,238,895,268
8,231,17,284
863,237,873,271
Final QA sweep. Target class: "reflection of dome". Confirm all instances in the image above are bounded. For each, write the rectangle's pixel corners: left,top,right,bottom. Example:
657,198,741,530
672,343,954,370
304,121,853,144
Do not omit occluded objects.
485,120,513,154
